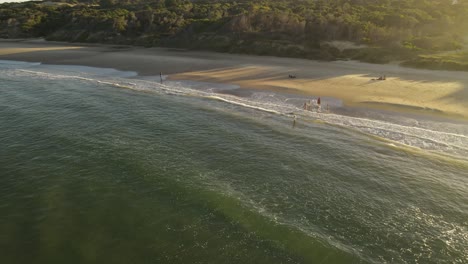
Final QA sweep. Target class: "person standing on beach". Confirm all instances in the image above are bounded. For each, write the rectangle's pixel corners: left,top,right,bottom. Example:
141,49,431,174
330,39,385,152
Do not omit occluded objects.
160,72,163,84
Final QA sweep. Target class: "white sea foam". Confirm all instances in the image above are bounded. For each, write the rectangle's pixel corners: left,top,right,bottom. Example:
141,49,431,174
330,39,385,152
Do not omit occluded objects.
2,61,467,264
41,64,138,78
0,60,41,68
4,61,468,159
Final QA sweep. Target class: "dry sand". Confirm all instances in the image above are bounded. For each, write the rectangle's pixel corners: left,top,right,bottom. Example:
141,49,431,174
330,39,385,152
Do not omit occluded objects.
1,39,468,119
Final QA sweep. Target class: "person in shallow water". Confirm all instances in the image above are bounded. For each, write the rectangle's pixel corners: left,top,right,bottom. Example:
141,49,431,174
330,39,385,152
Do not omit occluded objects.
305,100,311,111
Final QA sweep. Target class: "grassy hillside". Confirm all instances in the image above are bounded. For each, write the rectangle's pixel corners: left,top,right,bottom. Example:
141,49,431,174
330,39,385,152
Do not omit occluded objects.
1,0,468,70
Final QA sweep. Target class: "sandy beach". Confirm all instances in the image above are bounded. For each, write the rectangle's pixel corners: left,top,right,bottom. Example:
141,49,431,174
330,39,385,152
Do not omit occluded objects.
1,39,468,119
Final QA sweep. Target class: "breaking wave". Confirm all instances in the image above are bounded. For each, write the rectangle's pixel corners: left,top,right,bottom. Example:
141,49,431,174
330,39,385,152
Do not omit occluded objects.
4,62,468,160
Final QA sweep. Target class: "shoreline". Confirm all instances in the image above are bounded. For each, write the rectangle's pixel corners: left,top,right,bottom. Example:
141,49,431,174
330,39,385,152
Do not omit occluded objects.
1,39,468,120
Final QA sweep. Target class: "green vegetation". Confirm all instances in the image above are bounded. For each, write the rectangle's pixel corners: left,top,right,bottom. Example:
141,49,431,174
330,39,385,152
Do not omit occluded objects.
402,52,468,71
1,0,468,70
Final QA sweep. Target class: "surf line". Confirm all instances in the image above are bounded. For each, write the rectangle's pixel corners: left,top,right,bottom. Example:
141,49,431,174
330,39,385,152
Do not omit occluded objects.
207,95,284,115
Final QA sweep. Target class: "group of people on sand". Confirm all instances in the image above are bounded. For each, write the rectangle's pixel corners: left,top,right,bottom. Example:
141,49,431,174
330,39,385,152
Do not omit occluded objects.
293,97,330,127
303,97,323,112
372,75,386,81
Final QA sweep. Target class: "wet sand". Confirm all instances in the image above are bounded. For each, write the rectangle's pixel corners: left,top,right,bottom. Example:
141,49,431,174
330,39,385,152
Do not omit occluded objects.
1,39,467,119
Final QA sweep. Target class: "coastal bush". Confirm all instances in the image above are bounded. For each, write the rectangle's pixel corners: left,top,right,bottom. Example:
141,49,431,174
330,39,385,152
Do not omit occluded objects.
401,53,468,71
1,0,467,70
343,46,418,64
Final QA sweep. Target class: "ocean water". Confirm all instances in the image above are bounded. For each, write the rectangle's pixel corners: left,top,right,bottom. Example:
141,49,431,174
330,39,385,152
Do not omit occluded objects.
0,60,467,264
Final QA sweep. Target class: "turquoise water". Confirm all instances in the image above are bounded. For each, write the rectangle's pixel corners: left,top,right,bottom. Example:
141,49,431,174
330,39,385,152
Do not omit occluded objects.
0,61,467,263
